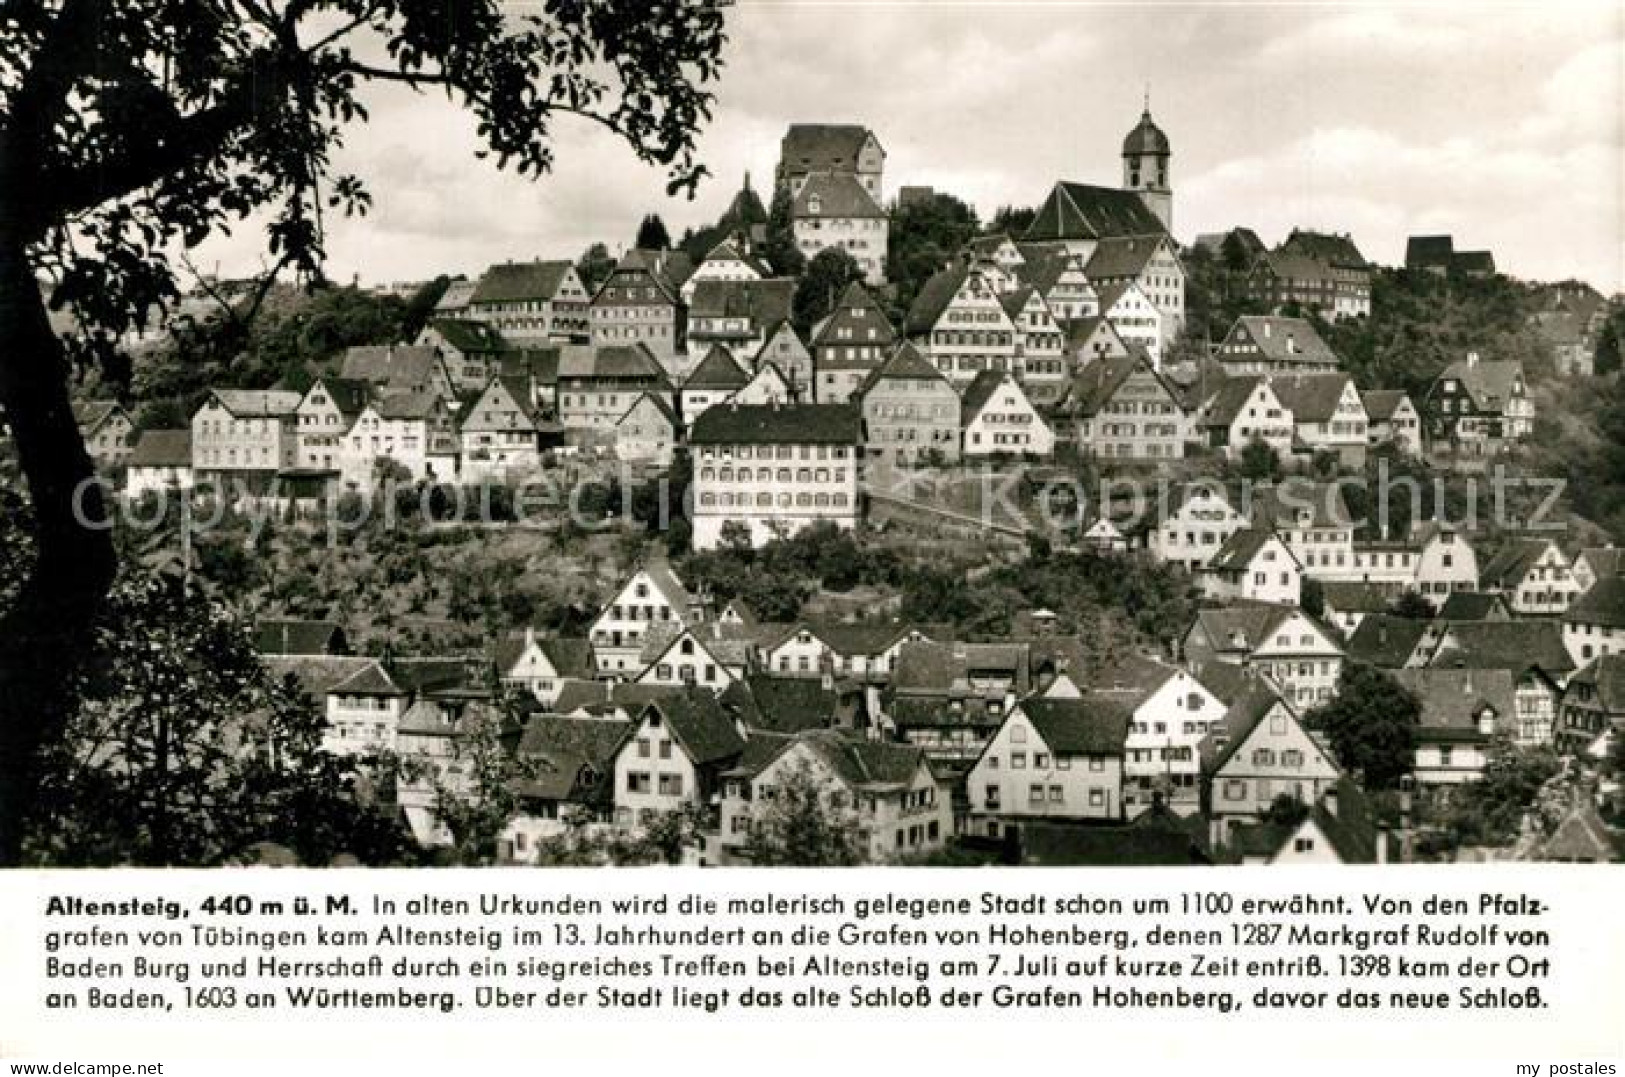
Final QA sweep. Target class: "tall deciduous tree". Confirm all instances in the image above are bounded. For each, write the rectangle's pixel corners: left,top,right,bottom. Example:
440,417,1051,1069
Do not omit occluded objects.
742,760,866,867
1304,664,1420,791
888,190,977,313
0,0,729,862
792,248,865,334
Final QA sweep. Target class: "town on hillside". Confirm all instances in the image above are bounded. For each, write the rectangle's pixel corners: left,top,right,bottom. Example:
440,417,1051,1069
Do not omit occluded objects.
12,110,1625,868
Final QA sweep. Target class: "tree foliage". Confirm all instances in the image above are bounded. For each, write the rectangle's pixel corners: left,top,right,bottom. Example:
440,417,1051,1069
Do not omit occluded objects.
575,242,616,293
635,213,672,251
792,248,866,333
888,190,978,315
761,183,805,277
1304,664,1419,791
742,760,867,867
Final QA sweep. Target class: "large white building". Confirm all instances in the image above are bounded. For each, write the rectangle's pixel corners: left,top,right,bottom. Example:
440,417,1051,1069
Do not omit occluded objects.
689,402,863,550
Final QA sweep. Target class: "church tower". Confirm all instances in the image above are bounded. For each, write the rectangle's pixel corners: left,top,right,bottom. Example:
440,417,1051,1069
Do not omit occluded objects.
1122,95,1172,233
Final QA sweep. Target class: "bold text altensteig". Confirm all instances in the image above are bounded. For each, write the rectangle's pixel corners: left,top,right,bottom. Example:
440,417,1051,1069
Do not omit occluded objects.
187,924,504,952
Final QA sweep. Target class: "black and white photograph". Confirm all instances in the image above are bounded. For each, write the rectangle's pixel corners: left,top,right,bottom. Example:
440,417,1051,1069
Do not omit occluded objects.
0,0,1621,1069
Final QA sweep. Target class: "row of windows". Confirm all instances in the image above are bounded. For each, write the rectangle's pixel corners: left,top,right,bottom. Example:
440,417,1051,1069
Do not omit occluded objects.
625,771,684,796
699,445,849,461
698,492,851,509
700,467,847,483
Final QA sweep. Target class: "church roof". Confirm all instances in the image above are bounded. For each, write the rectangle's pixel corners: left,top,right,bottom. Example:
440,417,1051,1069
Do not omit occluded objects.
1122,109,1171,156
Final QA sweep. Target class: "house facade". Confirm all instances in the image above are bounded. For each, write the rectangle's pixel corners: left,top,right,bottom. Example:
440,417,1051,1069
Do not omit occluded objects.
857,342,961,465
961,371,1054,458
963,696,1132,836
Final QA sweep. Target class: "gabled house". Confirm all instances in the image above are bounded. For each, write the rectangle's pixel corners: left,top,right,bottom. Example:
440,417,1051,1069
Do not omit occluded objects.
963,232,1027,282
611,692,747,828
1235,778,1389,864
1344,614,1434,670
679,238,768,304
856,341,961,464
1021,180,1170,264
340,391,458,490
1054,350,1189,462
1252,481,1357,580
960,370,1054,458
1213,316,1339,376
503,716,630,856
904,264,1018,388
887,641,1032,768
1197,376,1293,460
295,376,368,471
1437,591,1513,622
614,393,680,467
457,377,546,481
1429,620,1573,743
1148,482,1248,571
467,259,590,342
1088,653,1232,817
1480,538,1579,616
254,618,350,657
634,624,753,693
679,345,751,422
555,343,674,440
588,264,684,363
1202,682,1341,832
1558,654,1625,754
776,123,884,202
1016,251,1099,323
417,317,511,392
74,401,135,467
1273,230,1372,320
339,344,454,400
492,630,595,706
1572,546,1625,594
191,388,301,475
1000,286,1067,403
1095,280,1163,366
1317,580,1391,634
717,731,948,864
1361,390,1422,456
810,281,897,403
1266,373,1368,466
590,563,699,677
1563,576,1625,666
1085,234,1185,344
963,695,1133,835
719,673,870,735
1200,529,1301,606
124,429,194,499
686,278,796,360
731,360,796,407
757,622,938,684
1182,604,1343,710
1391,668,1513,785
1063,315,1130,368
751,323,813,400
791,172,888,284
1424,353,1534,454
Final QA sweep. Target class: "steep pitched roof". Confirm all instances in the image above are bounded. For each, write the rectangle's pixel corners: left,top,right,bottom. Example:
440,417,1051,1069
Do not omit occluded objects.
858,341,948,396
1252,249,1340,286
514,717,630,803
1565,576,1625,629
1280,229,1368,268
721,676,848,735
1023,181,1169,243
552,680,686,718
903,264,972,335
793,172,885,219
1208,528,1292,573
471,260,573,305
329,661,406,697
339,345,440,390
640,691,746,766
1318,580,1391,614
779,124,877,174
1252,481,1355,531
1015,696,1133,755
1344,614,1430,668
374,390,444,421
1206,681,1294,773
73,400,124,432
1437,591,1511,621
1300,778,1383,863
1480,538,1555,590
1225,316,1340,367
1568,655,1625,713
1085,235,1166,279
960,370,1022,424
1360,389,1410,421
689,278,796,326
128,429,191,468
491,632,594,679
1433,358,1525,414
427,317,509,354
683,345,751,391
892,641,1031,695
1088,652,1179,703
688,402,861,446
1392,668,1514,740
1432,621,1575,677
1059,352,1176,418
209,388,302,418
1268,373,1358,423
1532,801,1619,862
1406,235,1455,269
556,343,671,386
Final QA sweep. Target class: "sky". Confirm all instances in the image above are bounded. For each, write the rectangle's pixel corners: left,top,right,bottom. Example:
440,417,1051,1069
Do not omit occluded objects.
196,0,1625,293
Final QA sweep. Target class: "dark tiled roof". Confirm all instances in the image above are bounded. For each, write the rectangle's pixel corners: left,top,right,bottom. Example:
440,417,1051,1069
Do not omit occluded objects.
128,429,191,468
1266,373,1356,424
721,676,846,735
1564,576,1625,629
1205,681,1292,773
471,260,573,305
552,680,686,717
1305,778,1383,863
780,124,877,175
514,716,630,802
1016,696,1132,755
255,619,347,657
1085,235,1165,279
339,346,440,390
427,317,509,354
491,632,594,678
1208,528,1287,573
374,390,444,421
640,691,746,766
893,641,1030,695
684,345,751,390
857,341,948,396
305,377,371,418
1190,660,1253,706
1280,229,1368,269
1480,539,1554,590
210,388,303,417
73,400,124,431
1406,235,1455,269
1088,652,1178,702
794,730,925,789
1360,389,1410,421
1319,580,1392,614
1345,615,1430,668
263,656,376,699
1190,605,1293,655
556,343,671,387
1252,480,1355,531
688,402,860,446
1121,109,1170,156
1432,358,1525,414
1058,352,1175,418
1199,375,1266,427
1532,801,1619,862
793,172,885,219
690,278,796,326
1568,655,1625,713
1391,668,1512,741
1023,181,1168,243
1432,621,1575,677
960,370,1023,425
329,661,406,697
1437,592,1510,621
903,264,971,335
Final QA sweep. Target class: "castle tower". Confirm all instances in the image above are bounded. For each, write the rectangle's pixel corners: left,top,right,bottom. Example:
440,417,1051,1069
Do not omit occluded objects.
1122,95,1172,233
